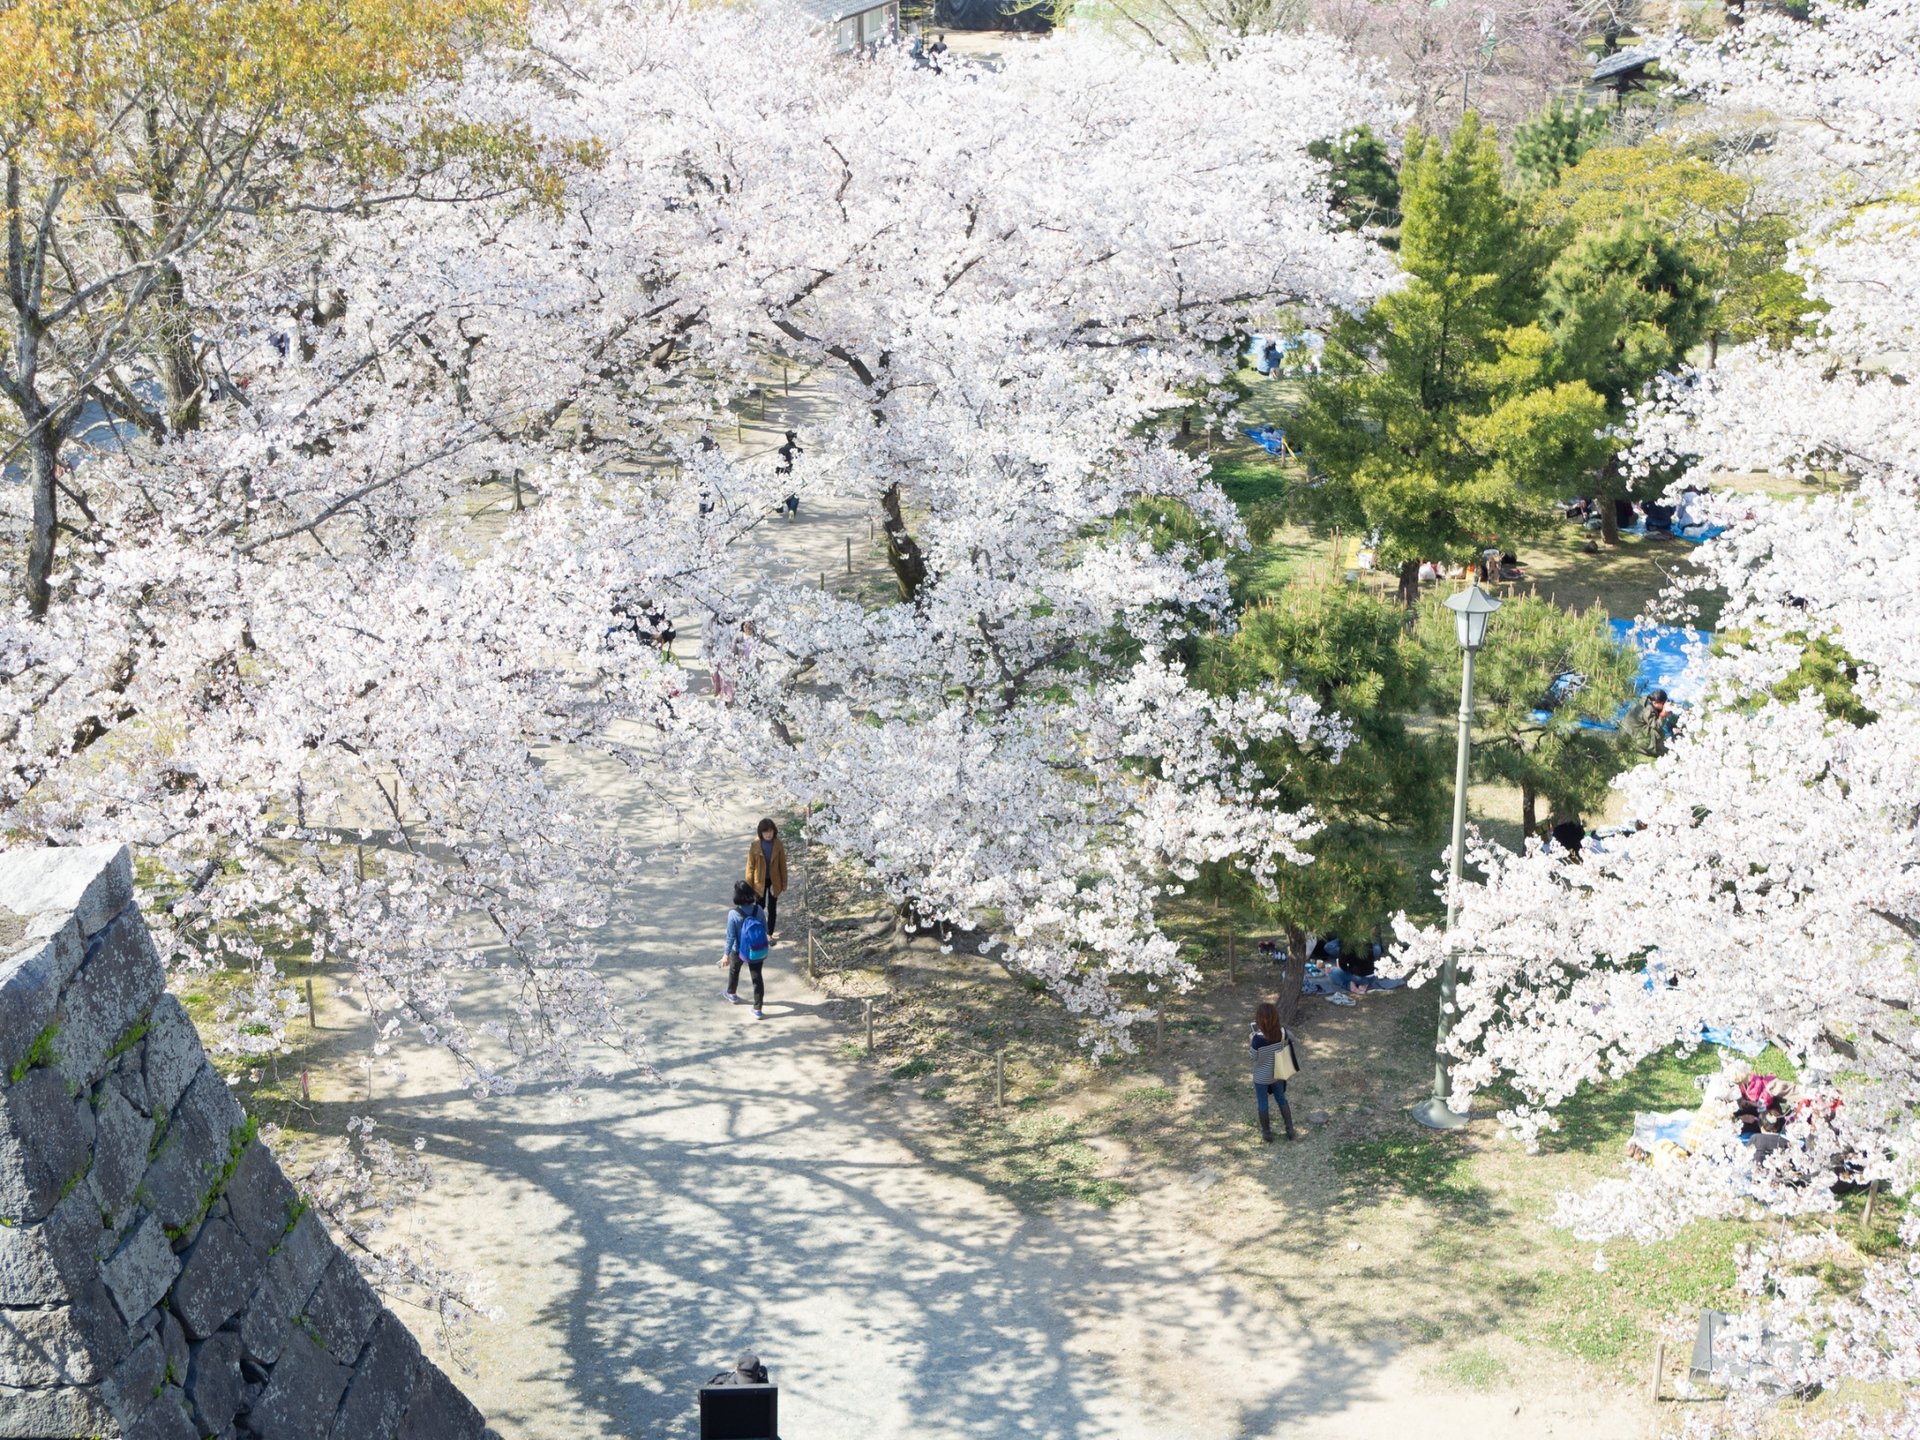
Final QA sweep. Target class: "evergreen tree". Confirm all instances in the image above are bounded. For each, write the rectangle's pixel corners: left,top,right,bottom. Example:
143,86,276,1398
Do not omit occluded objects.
1290,116,1610,606
1210,581,1450,1018
1512,98,1608,189
1308,125,1401,241
1540,220,1716,541
1414,593,1639,838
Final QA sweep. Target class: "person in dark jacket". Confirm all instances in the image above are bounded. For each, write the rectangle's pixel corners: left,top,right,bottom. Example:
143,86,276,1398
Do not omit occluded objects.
718,881,769,1017
1249,1001,1298,1143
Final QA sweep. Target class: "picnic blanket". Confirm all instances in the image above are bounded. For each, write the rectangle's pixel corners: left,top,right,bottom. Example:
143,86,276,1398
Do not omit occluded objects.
1608,619,1713,704
1244,424,1292,458
1674,524,1728,545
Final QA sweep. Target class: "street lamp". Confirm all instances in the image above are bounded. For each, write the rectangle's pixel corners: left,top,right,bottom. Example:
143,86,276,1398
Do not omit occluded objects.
1412,581,1500,1131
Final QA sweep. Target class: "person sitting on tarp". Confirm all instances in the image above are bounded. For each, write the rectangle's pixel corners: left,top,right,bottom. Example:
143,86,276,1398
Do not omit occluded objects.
1614,497,1638,530
1540,669,1587,712
1627,688,1677,756
1644,501,1675,533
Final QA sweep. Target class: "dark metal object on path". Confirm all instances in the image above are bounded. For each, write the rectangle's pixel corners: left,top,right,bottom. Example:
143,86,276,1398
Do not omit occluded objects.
700,1352,778,1439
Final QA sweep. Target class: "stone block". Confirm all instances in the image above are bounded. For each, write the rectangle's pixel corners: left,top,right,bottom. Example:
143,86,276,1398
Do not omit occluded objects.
239,1270,293,1367
0,1303,97,1386
114,1043,153,1114
0,842,133,940
187,1330,245,1435
244,1329,349,1440
0,1064,93,1224
0,936,61,1084
0,1216,64,1306
268,1209,332,1314
162,1309,189,1384
397,1362,486,1440
145,1066,245,1239
102,1213,182,1326
330,1312,422,1440
171,1215,260,1340
143,995,204,1119
88,1081,149,1224
0,1380,113,1435
54,907,164,1090
305,1254,380,1363
223,1140,299,1256
105,1329,168,1417
124,1386,201,1440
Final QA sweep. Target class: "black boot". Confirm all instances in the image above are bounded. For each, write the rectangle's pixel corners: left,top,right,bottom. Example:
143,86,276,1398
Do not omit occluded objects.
1280,1102,1297,1141
1259,1110,1274,1144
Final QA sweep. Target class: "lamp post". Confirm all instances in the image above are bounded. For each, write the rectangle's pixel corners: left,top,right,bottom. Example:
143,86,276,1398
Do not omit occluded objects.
1412,581,1500,1131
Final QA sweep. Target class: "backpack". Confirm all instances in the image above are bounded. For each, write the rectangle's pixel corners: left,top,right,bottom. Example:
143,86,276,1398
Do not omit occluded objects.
739,911,770,963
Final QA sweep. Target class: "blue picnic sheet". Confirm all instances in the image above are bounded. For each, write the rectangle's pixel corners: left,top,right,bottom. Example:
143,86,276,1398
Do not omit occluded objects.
1609,619,1712,703
1674,524,1728,545
1528,621,1712,725
1244,424,1290,456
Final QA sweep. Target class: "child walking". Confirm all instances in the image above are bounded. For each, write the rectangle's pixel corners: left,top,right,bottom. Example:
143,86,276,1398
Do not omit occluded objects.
719,881,771,1018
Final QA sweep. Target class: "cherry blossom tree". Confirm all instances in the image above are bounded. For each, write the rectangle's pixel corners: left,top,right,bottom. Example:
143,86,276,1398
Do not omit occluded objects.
3,1,1395,1089
1388,3,1920,1429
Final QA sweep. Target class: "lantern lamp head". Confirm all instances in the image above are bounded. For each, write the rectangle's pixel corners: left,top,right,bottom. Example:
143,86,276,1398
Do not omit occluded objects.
1444,582,1501,652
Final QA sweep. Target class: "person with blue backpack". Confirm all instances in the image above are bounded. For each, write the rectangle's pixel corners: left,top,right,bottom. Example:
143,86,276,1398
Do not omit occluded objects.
719,880,771,1017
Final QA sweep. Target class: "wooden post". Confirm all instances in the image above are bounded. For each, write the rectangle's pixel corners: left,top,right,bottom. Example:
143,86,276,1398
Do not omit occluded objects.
865,998,875,1055
300,1069,311,1103
994,1049,1006,1107
1864,1178,1881,1229
846,536,852,573
305,977,317,1029
1649,1341,1665,1402
356,845,365,882
1155,1012,1166,1054
819,571,826,591
868,517,875,544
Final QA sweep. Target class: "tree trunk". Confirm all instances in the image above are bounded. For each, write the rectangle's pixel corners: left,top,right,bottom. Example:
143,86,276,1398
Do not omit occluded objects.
24,415,58,617
879,482,928,602
1521,781,1538,840
1598,454,1623,546
1397,558,1421,610
1277,924,1309,1026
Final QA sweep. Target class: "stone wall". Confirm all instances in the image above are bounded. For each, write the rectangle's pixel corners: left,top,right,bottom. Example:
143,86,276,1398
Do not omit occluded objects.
0,844,497,1440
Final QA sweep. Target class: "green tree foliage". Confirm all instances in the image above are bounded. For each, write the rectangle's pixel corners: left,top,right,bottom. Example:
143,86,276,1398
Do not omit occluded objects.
1291,116,1611,605
1512,98,1609,190
1308,126,1401,241
1533,140,1814,362
1414,593,1639,837
1539,220,1715,539
1207,581,1450,1017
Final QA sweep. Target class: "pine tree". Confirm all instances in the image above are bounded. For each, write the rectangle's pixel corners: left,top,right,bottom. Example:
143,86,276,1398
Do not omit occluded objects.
1512,98,1608,190
1290,116,1610,606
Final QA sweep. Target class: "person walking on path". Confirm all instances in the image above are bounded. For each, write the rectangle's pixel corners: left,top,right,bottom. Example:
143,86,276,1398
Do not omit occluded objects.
746,818,789,943
1250,1001,1300,1143
720,880,771,1017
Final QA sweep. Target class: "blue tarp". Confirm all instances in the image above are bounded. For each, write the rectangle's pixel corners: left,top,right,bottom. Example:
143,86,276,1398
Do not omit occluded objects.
1609,618,1712,703
1244,425,1291,456
1674,524,1728,545
1528,621,1713,725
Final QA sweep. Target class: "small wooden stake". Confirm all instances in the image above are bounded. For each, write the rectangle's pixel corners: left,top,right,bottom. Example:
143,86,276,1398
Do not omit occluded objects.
994,1049,1006,1107
819,571,826,591
305,977,317,1029
865,998,875,1055
301,1069,311,1103
1155,1012,1166,1054
1649,1341,1665,1402
1864,1177,1881,1229
846,536,853,573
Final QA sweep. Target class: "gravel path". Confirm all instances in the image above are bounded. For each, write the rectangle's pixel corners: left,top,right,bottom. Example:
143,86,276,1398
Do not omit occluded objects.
361,418,1650,1439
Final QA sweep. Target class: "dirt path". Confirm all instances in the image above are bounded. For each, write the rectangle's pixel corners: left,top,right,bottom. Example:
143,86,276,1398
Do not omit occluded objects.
355,400,1654,1439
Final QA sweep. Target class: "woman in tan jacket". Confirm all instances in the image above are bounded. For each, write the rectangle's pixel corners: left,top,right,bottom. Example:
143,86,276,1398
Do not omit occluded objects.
745,818,788,943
